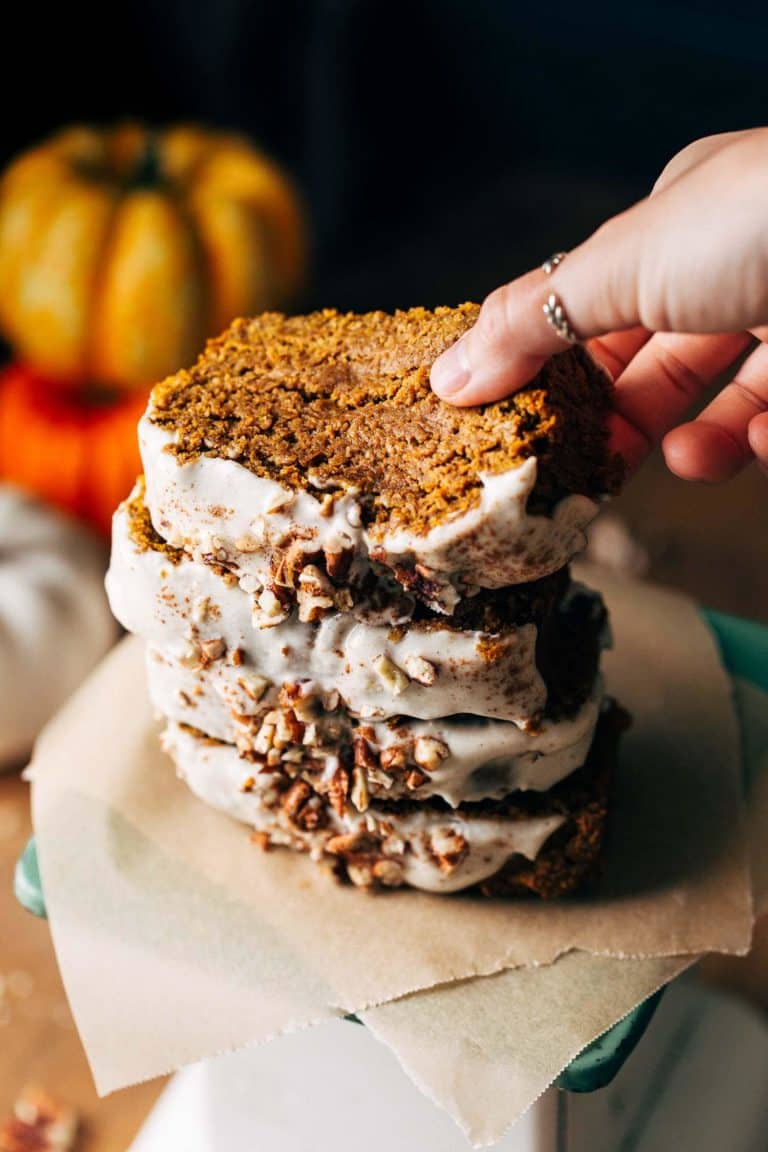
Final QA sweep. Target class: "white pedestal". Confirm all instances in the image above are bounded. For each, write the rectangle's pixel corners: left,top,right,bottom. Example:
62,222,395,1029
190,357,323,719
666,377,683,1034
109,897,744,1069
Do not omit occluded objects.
129,979,768,1151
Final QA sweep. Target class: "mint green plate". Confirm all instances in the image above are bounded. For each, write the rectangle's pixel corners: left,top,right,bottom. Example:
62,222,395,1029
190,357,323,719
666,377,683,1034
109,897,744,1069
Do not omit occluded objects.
16,610,767,1094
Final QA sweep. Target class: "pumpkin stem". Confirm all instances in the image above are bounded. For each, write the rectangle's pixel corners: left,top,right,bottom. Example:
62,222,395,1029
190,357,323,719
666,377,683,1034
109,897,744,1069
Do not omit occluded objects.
130,132,162,187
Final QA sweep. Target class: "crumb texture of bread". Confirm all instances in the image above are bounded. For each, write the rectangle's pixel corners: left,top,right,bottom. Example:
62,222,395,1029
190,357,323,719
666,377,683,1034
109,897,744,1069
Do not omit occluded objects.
149,305,622,537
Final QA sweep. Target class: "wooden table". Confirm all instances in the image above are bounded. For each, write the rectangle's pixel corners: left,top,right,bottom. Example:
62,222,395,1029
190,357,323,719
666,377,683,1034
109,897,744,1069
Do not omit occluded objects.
0,773,165,1150
0,450,765,1148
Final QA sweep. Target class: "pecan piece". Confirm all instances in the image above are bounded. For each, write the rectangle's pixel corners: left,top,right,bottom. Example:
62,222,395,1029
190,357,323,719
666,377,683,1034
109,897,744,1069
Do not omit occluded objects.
352,731,379,771
372,654,409,695
431,829,469,874
325,546,353,583
282,780,324,831
412,736,449,772
380,746,408,771
327,766,350,818
372,859,404,887
402,654,437,686
406,768,428,790
326,831,379,856
199,637,226,665
350,767,370,812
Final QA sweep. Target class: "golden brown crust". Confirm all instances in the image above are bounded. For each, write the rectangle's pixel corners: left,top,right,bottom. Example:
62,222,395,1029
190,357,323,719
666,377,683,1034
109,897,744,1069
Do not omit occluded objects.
124,477,182,563
149,305,623,537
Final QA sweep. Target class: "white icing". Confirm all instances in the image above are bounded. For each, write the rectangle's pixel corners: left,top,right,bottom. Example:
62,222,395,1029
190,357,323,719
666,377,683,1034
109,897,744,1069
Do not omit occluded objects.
140,416,370,594
106,498,547,725
140,411,600,608
147,647,602,806
163,721,568,894
373,460,599,589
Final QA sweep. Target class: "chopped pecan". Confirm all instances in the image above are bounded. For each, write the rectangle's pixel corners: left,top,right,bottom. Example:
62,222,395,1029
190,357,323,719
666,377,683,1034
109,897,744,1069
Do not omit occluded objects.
280,681,303,704
372,654,409,695
346,862,375,888
178,641,203,670
412,736,449,772
327,766,350,818
257,588,286,619
431,829,469,874
297,586,335,622
380,745,408,771
402,654,438,686
350,767,370,812
283,709,306,745
326,831,379,856
297,797,325,831
325,546,353,582
298,563,334,594
318,492,336,518
253,722,276,755
236,672,269,702
285,542,322,587
406,768,428,790
282,780,313,826
199,637,226,665
352,732,379,771
372,859,404,887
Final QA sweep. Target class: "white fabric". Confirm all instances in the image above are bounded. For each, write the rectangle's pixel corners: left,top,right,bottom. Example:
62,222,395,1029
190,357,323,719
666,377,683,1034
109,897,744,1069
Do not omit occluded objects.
0,487,116,768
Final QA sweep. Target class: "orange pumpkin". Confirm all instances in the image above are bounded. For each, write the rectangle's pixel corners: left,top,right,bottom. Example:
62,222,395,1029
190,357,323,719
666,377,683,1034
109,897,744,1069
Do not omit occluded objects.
0,363,146,534
0,124,306,392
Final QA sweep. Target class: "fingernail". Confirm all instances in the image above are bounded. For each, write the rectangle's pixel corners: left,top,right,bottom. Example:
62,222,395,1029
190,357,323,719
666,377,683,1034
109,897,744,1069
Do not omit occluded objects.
431,333,471,397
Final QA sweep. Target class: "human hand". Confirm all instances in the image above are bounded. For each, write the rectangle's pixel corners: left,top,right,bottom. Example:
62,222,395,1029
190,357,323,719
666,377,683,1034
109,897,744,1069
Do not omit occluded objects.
430,129,768,481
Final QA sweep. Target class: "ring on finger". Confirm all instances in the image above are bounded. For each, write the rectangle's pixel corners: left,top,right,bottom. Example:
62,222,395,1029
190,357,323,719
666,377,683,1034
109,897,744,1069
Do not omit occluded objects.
540,252,580,344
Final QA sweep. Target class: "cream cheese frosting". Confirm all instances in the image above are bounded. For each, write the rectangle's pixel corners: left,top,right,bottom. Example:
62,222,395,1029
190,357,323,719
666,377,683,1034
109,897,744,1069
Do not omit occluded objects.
162,720,568,894
140,414,600,611
147,646,603,806
107,498,549,725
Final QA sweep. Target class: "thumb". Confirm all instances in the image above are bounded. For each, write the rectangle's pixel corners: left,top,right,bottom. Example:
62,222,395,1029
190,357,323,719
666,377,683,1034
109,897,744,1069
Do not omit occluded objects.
430,204,651,406
432,128,768,405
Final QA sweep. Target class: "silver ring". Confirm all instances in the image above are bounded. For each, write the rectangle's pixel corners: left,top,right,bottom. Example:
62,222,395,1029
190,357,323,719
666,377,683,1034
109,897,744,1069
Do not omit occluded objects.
540,253,579,343
541,251,567,275
542,293,579,344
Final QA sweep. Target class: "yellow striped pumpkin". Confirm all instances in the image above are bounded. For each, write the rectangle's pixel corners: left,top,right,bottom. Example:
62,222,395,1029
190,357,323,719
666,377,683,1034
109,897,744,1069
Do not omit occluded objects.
0,123,305,392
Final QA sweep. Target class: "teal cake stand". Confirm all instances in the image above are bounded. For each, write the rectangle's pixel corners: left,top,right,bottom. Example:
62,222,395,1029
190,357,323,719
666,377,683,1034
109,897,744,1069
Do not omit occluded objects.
15,609,768,1095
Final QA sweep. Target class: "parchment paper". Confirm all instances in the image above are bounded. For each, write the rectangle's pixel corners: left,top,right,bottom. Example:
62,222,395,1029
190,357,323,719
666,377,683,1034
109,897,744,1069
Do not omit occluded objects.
362,953,694,1147
30,568,754,1098
361,678,768,1147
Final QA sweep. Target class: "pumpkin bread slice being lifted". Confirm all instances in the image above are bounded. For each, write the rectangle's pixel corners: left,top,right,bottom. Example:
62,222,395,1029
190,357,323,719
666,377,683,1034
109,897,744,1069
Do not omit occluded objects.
140,304,623,614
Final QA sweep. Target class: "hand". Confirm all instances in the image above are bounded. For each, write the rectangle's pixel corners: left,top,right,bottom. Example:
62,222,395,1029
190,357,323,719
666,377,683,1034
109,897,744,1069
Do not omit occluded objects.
430,129,768,481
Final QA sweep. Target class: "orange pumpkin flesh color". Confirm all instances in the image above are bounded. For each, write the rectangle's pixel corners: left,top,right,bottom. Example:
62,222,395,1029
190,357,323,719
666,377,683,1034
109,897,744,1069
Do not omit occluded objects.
0,123,305,392
0,363,146,535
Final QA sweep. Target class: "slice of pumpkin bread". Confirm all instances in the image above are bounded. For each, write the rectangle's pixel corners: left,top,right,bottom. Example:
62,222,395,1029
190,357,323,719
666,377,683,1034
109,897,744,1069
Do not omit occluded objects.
140,304,622,612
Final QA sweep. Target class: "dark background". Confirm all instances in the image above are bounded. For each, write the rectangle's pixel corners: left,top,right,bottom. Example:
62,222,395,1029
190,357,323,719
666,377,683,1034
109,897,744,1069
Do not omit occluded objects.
3,1,765,310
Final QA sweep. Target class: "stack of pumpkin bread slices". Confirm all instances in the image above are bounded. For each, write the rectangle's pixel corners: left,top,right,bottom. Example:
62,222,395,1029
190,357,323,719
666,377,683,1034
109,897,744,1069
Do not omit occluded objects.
107,303,626,897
